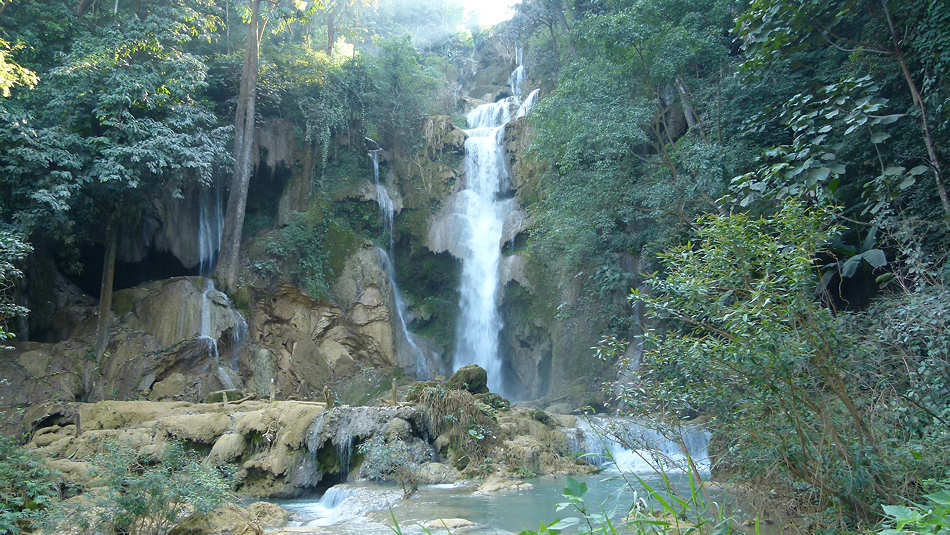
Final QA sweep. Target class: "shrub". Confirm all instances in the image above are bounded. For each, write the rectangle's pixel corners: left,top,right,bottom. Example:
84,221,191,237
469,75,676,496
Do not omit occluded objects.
47,441,233,535
412,384,497,472
0,436,60,534
357,434,419,496
878,485,950,535
618,201,946,524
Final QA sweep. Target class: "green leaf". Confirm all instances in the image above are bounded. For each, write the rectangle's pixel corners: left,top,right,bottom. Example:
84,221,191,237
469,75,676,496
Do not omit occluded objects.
874,114,904,125
563,476,587,499
908,165,929,176
883,166,905,176
808,167,831,182
870,131,891,143
882,505,920,521
862,249,887,269
925,490,950,506
546,518,580,530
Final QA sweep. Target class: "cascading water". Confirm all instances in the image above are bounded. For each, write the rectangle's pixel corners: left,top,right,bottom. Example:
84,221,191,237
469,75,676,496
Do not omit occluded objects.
368,149,429,379
196,183,246,389
565,416,710,475
452,56,538,395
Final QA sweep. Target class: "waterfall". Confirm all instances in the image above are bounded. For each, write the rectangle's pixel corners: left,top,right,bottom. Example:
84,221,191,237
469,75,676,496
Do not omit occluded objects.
197,185,223,277
196,183,245,389
199,279,235,390
565,416,710,475
368,149,430,379
452,57,538,396
376,248,429,379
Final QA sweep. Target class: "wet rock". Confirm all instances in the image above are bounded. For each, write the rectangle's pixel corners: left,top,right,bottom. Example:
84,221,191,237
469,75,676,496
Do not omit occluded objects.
474,473,534,495
417,462,461,485
423,518,475,530
446,365,488,394
249,501,289,528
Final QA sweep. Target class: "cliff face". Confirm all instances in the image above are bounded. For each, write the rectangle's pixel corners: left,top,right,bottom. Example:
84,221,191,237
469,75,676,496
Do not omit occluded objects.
5,41,614,420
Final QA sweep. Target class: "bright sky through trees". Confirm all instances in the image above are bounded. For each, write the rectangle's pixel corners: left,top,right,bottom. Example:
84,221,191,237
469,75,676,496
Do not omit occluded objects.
464,0,516,27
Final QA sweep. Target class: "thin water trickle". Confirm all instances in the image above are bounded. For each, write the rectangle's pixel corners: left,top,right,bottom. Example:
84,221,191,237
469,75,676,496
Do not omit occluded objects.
196,184,245,389
368,149,430,379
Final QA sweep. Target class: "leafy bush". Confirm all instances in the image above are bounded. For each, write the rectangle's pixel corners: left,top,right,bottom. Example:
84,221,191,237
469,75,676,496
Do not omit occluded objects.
0,230,32,348
251,209,333,300
410,384,497,472
619,201,946,523
0,436,60,534
47,441,233,535
878,486,950,535
357,434,420,496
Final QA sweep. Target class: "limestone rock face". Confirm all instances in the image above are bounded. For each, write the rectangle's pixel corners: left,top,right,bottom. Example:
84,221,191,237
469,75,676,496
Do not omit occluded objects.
114,277,241,348
245,282,395,401
27,400,326,498
422,115,466,154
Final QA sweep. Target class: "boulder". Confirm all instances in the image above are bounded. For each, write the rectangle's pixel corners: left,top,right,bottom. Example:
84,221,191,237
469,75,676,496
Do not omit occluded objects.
169,503,258,535
423,518,475,530
474,474,534,495
445,365,488,394
150,372,190,401
416,462,461,485
383,417,412,442
249,501,289,528
209,433,246,465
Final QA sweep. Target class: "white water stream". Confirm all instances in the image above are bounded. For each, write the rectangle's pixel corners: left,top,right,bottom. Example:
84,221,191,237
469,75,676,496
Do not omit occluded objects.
283,415,711,534
196,184,247,390
453,57,538,395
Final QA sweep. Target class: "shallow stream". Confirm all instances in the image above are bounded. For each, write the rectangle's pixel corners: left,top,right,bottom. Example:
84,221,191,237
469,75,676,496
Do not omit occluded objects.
278,470,725,534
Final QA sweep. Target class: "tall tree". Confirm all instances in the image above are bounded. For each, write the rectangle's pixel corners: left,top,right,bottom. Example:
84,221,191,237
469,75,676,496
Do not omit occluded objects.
738,0,950,221
217,0,261,291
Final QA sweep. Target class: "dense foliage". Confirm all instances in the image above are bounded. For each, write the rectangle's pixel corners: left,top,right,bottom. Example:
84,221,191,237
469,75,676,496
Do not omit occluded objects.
0,436,60,534
503,0,950,526
47,441,233,535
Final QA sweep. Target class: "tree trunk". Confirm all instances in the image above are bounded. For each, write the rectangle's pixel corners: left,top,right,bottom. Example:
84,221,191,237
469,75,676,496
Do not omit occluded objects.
880,0,950,221
93,220,118,359
555,5,576,54
217,0,260,291
326,12,335,56
676,77,707,143
88,219,118,398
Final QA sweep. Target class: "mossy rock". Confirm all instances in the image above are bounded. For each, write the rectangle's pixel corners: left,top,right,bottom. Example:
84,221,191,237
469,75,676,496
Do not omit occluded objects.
475,392,510,411
445,365,488,394
528,409,554,426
